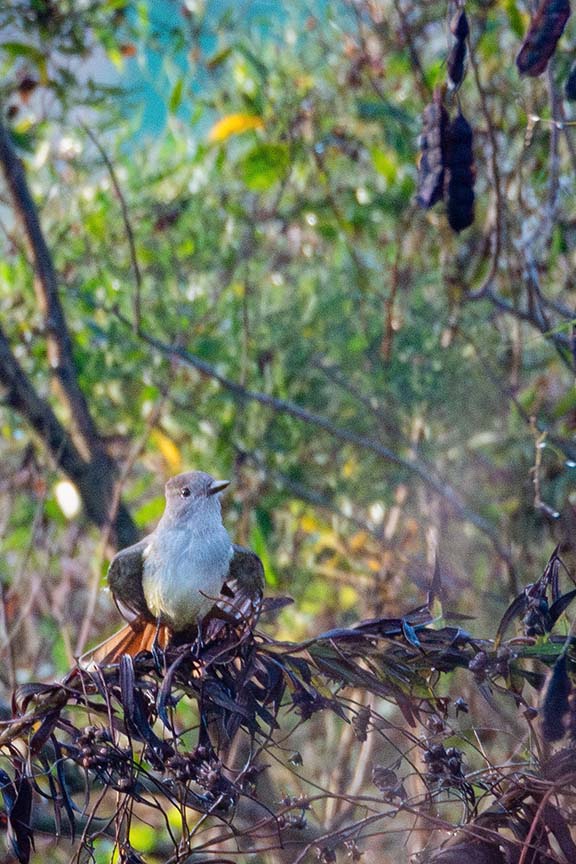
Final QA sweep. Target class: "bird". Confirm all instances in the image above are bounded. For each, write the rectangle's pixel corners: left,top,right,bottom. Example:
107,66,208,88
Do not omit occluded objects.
88,470,264,665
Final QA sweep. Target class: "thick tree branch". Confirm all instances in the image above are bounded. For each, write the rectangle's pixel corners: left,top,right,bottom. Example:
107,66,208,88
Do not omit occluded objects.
0,118,138,549
0,324,85,476
0,115,101,459
0,324,137,548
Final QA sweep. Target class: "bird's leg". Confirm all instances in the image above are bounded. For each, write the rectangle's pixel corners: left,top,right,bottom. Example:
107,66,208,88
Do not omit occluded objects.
151,616,165,674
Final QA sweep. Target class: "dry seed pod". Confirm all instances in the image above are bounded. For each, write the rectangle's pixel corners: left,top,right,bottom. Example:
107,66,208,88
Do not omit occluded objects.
445,113,475,232
516,0,571,77
450,9,469,40
566,63,576,99
447,39,467,88
416,92,449,209
447,11,469,89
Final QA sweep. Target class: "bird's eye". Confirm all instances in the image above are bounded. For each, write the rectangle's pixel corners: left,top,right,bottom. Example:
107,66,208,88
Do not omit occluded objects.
180,487,191,498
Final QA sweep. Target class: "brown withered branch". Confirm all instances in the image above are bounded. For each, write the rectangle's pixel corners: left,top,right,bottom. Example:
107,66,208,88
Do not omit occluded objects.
1,549,575,863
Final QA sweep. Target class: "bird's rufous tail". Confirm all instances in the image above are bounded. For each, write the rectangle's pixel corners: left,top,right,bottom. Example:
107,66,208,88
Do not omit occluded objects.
84,617,170,666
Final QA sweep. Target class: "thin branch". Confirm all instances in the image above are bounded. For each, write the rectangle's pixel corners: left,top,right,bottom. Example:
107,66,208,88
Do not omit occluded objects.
481,285,573,369
390,0,432,101
238,448,382,538
112,309,511,562
465,20,504,301
313,355,402,440
82,123,143,332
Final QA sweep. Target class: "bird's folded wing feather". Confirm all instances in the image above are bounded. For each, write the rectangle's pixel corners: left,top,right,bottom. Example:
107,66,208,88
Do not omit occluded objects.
107,537,152,621
199,544,265,641
219,544,265,618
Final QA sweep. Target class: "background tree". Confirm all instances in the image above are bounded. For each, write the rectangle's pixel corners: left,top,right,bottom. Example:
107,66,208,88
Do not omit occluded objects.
0,1,576,861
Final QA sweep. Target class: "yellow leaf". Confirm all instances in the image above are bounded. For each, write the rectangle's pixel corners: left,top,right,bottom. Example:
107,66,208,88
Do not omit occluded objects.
300,513,319,532
349,530,368,552
338,584,358,610
342,457,357,478
208,113,264,143
151,429,182,473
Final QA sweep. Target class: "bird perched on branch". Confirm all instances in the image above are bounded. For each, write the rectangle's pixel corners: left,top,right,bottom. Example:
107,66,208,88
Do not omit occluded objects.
88,471,264,665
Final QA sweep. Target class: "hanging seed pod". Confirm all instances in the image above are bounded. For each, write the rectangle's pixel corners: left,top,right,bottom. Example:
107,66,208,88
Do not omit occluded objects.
447,39,467,88
516,0,571,77
447,11,469,90
450,9,469,40
566,63,576,99
416,90,449,209
541,654,571,742
445,113,475,232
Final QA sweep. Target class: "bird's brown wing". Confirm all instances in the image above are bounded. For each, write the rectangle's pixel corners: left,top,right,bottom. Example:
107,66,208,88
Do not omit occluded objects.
222,543,265,618
107,537,153,622
196,545,265,641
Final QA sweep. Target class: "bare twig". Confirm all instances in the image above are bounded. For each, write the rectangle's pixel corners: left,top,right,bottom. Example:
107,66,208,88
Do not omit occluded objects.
110,308,511,563
82,123,143,332
529,420,560,521
465,23,504,301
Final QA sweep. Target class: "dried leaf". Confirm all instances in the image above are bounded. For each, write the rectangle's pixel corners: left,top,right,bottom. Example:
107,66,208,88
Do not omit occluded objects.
0,769,33,864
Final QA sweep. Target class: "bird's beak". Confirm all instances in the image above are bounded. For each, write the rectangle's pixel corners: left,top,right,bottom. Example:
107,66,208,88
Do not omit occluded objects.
208,479,230,496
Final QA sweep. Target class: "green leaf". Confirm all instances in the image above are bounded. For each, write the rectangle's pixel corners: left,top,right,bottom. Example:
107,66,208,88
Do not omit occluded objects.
236,43,269,82
371,147,398,183
356,99,413,127
1,41,46,65
250,519,277,586
505,0,526,39
169,77,185,114
133,495,165,528
238,143,290,191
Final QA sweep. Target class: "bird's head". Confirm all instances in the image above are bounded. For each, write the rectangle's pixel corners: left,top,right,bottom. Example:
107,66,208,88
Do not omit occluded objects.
164,471,230,520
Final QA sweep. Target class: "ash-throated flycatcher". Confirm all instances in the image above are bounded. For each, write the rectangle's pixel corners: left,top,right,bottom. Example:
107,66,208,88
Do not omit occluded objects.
90,471,264,664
